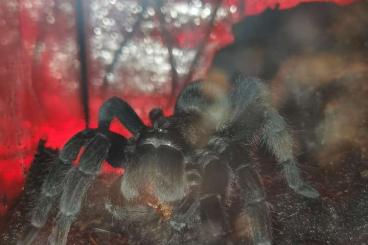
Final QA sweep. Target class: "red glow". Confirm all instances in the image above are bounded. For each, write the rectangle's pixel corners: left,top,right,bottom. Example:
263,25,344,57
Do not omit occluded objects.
243,0,356,15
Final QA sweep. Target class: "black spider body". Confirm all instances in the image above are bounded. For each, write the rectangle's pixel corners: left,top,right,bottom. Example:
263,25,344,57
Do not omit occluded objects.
19,76,319,245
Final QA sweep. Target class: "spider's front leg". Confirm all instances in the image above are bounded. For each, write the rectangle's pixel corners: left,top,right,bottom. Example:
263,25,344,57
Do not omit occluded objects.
198,151,233,245
236,163,272,245
200,141,272,245
19,97,145,245
48,98,145,245
18,129,96,245
49,132,111,245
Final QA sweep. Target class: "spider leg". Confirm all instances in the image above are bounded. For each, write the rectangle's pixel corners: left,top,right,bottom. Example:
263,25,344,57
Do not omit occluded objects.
48,133,110,245
98,96,146,134
175,81,207,114
97,96,139,168
103,130,128,168
228,76,319,198
149,108,164,124
18,129,95,245
236,164,272,245
175,81,229,117
199,153,231,244
19,97,135,244
262,110,319,198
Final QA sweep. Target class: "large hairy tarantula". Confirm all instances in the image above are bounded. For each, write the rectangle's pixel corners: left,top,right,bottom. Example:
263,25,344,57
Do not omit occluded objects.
18,76,319,245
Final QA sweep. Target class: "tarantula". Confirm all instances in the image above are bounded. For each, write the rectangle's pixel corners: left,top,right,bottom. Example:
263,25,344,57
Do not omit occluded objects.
18,75,319,245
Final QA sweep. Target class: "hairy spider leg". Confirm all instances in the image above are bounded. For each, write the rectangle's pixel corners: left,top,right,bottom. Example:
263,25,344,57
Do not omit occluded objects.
19,97,143,244
175,77,319,245
48,134,110,245
98,97,145,168
175,81,223,115
237,164,272,245
229,76,319,198
18,129,96,245
203,138,272,245
261,110,319,198
46,96,146,244
199,153,232,244
98,96,146,134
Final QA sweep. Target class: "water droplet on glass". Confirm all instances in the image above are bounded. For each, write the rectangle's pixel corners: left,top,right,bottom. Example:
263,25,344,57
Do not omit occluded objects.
46,15,55,24
105,72,115,83
170,10,178,19
94,27,102,35
147,7,155,16
201,6,211,19
24,1,32,9
116,2,124,11
132,5,143,14
194,18,201,26
125,26,133,32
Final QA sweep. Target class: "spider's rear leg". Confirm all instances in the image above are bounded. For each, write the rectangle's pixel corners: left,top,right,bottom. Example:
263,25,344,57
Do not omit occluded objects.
18,129,95,245
262,110,319,198
236,164,272,245
49,133,110,245
199,153,232,244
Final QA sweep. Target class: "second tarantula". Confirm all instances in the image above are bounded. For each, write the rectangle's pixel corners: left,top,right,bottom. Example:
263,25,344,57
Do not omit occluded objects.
19,75,319,245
